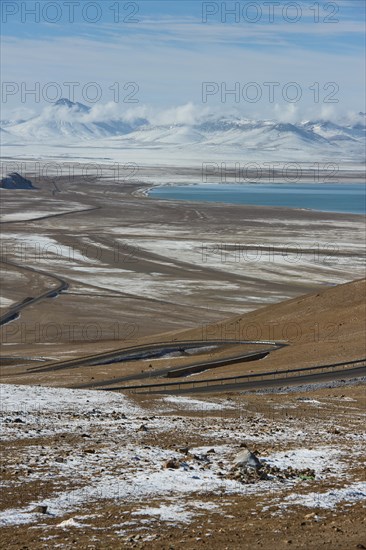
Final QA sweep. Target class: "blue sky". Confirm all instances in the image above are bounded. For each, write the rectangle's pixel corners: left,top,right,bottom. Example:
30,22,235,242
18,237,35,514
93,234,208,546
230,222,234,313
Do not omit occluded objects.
1,1,365,120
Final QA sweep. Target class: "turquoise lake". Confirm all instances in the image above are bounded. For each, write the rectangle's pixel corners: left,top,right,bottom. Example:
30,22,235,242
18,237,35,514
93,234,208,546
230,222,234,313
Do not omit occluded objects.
149,183,366,215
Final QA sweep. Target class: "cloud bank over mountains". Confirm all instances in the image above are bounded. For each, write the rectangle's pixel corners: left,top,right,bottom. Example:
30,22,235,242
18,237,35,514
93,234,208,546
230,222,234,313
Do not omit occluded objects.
1,100,365,164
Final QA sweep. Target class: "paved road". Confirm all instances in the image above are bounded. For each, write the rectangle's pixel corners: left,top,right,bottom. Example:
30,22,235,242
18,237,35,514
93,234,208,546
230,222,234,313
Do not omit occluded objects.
162,365,366,395
73,345,287,389
0,206,103,324
0,206,101,225
28,339,286,376
0,260,69,326
117,363,366,395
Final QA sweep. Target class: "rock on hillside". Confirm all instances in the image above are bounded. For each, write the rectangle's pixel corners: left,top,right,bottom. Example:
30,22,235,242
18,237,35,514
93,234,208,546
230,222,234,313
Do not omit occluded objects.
0,172,35,190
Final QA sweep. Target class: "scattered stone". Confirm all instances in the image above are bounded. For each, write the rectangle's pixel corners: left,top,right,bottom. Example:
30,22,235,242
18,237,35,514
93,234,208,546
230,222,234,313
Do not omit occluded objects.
193,453,210,463
179,447,190,455
228,467,268,484
32,505,48,514
164,458,180,469
228,448,316,485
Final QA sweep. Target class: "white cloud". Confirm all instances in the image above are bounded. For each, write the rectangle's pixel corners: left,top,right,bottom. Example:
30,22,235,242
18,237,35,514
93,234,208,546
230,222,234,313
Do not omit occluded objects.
81,102,123,122
145,103,210,125
273,104,299,123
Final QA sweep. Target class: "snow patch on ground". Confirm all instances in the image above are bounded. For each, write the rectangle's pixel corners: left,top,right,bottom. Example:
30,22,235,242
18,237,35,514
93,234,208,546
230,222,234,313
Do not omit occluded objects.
284,482,366,509
162,395,236,411
0,384,141,416
1,211,62,222
131,500,219,524
132,504,194,524
0,296,16,307
57,517,86,528
0,383,364,530
264,448,345,476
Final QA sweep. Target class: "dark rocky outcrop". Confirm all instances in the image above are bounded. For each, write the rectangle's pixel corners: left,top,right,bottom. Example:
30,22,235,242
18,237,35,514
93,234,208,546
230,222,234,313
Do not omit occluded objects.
54,97,90,113
0,172,35,190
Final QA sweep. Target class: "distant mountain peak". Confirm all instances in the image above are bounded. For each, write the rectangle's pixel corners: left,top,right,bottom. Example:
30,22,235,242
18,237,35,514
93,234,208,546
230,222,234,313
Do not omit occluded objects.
54,98,90,113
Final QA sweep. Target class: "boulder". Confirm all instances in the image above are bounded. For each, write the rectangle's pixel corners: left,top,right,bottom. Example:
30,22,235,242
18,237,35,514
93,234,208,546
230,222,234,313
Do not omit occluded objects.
233,448,262,470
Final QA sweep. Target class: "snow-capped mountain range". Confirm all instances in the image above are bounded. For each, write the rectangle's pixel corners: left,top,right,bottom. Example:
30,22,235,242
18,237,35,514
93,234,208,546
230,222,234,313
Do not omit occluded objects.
1,98,148,141
1,99,365,163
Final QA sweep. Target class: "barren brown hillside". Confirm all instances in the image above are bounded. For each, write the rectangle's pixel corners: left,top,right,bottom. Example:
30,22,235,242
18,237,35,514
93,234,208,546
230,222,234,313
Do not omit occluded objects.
2,278,365,390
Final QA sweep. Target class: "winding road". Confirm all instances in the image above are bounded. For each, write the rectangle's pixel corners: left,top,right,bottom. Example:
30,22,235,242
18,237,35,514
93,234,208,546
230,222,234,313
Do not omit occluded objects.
107,358,366,394
27,339,286,375
1,260,364,394
1,204,364,394
0,260,69,326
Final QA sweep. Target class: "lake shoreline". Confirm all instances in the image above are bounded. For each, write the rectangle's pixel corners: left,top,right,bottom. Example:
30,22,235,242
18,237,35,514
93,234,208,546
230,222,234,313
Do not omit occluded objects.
148,182,366,215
